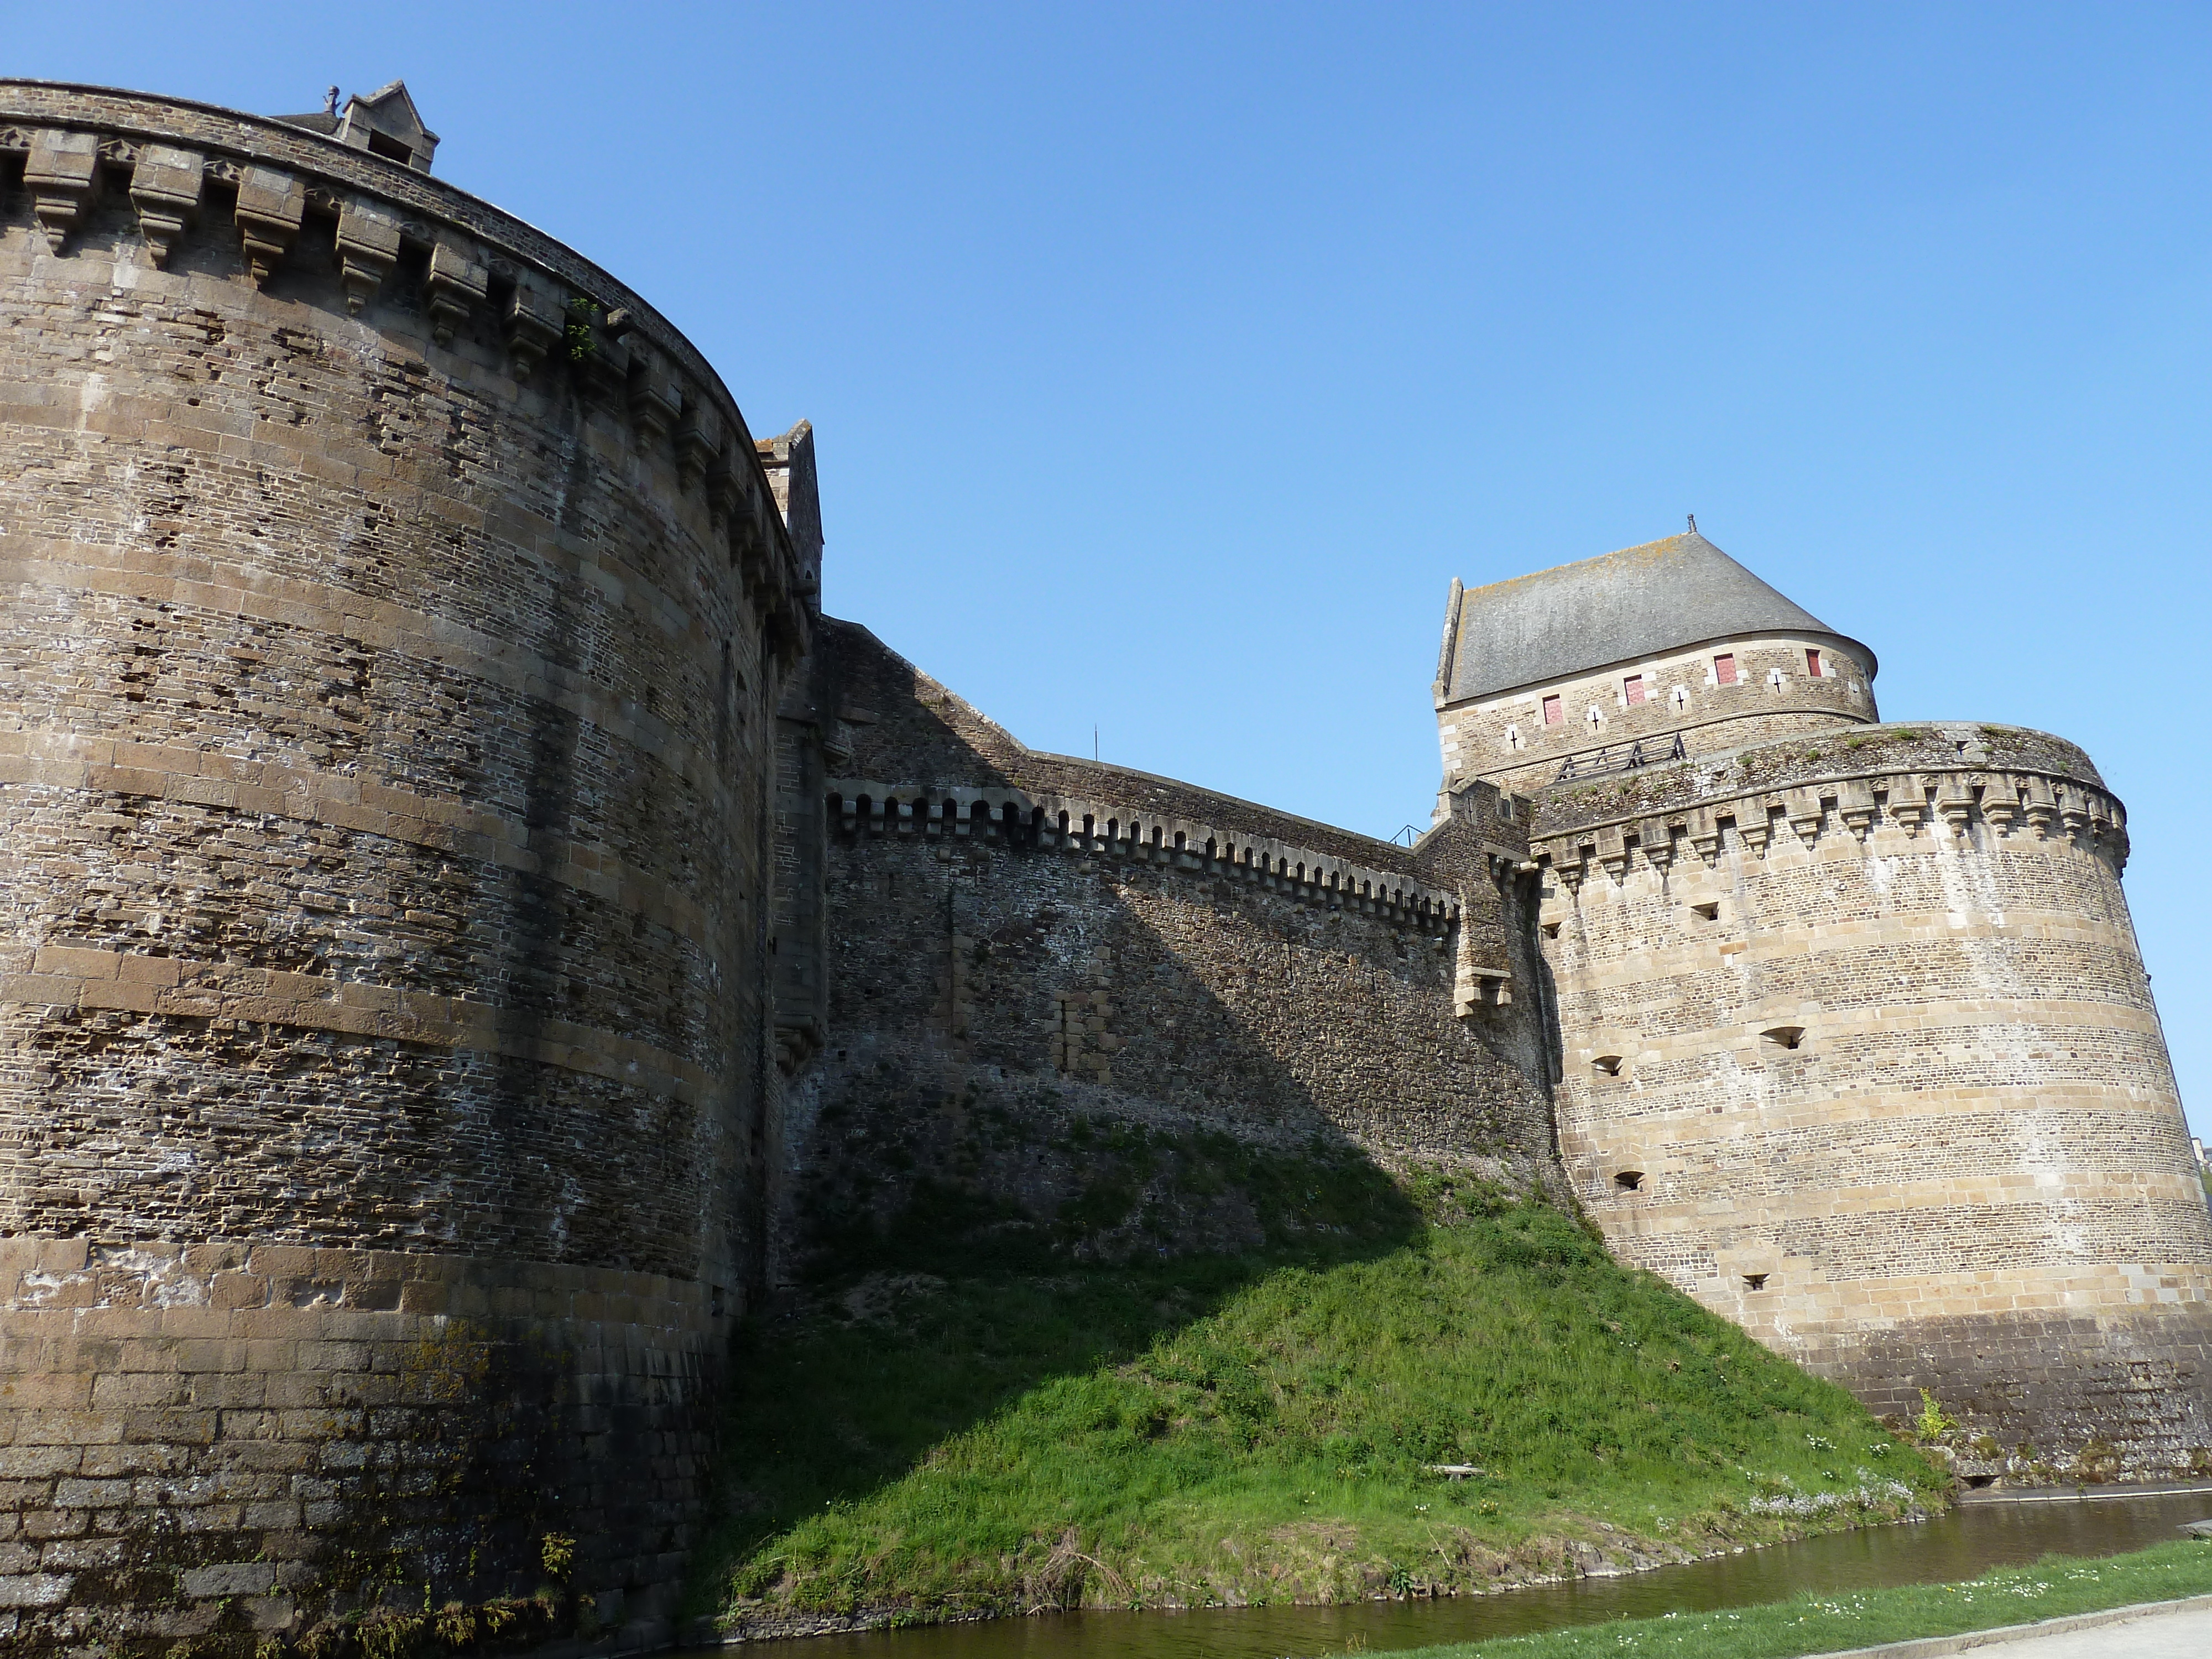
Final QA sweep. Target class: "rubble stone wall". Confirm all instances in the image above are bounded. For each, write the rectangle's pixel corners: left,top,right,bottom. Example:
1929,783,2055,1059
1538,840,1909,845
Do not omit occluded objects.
0,83,808,1653
772,624,1561,1282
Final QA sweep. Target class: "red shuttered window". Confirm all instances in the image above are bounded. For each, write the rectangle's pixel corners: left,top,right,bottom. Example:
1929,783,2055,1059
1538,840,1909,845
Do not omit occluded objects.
1714,653,1738,686
1624,674,1646,705
1806,648,1824,677
1542,695,1563,726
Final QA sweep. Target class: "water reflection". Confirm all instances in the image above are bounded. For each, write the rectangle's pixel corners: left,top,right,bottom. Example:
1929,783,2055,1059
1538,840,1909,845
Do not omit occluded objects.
684,1490,2212,1659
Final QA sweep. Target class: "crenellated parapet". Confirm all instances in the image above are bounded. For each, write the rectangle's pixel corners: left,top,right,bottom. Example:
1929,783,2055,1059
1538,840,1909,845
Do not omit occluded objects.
825,777,1464,931
0,80,811,661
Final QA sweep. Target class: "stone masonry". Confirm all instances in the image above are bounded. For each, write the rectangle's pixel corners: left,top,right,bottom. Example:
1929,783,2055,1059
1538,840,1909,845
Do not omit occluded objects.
0,81,813,1653
3,72,2206,1659
1439,534,2212,1479
767,621,1559,1284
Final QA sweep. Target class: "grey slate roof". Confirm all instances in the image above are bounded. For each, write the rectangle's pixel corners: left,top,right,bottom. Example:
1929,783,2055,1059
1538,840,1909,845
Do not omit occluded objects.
1437,531,1877,703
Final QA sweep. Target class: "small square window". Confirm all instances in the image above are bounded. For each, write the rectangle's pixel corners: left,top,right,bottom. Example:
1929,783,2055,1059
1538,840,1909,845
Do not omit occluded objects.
1714,653,1738,686
1624,674,1646,706
1806,649,1824,677
1542,695,1563,726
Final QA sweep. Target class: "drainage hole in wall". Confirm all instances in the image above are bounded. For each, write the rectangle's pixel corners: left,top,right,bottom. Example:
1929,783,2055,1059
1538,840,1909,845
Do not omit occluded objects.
1742,1273,1769,1290
1614,1170,1644,1192
1691,901,1719,921
1761,1026,1806,1051
1592,1055,1625,1077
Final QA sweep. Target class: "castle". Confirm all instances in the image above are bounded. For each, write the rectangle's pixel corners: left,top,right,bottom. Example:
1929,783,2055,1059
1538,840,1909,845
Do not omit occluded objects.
0,79,2205,1657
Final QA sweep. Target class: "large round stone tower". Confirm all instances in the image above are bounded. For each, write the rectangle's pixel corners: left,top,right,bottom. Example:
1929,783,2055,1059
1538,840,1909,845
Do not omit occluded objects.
0,82,816,1651
1438,531,2212,1477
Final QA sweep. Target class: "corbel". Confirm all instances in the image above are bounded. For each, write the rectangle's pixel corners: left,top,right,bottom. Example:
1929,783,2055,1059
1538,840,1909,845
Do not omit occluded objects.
1837,780,1876,843
1936,780,1976,837
1688,814,1722,867
234,165,306,288
627,343,682,444
25,129,100,253
1888,779,1932,836
504,274,565,377
1640,818,1677,875
703,442,737,533
1787,794,1823,848
1597,827,1630,886
1981,783,2022,838
1557,841,1593,893
1738,812,1772,859
2022,775,2058,838
425,239,489,347
335,198,403,315
678,400,724,494
128,143,204,268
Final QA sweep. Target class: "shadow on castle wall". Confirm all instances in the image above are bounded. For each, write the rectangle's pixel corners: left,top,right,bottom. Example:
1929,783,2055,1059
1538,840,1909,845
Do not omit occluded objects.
690,624,1568,1619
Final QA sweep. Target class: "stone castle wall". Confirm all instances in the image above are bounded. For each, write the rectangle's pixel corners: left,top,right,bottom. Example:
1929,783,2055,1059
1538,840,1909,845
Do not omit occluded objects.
1442,633,1875,795
0,84,810,1653
1533,721,2212,1474
770,623,1561,1282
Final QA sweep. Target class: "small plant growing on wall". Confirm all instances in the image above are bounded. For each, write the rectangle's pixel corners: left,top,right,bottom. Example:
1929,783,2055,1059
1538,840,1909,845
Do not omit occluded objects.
541,1531,576,1580
1917,1389,1955,1441
562,297,597,362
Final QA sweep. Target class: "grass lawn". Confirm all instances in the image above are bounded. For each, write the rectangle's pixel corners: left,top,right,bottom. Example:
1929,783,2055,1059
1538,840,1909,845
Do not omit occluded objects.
1399,1538,2212,1659
693,1162,1947,1632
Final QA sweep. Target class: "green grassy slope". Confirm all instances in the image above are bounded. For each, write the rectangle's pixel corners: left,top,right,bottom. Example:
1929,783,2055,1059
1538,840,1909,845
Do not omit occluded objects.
1404,1539,2212,1659
693,1171,1945,1633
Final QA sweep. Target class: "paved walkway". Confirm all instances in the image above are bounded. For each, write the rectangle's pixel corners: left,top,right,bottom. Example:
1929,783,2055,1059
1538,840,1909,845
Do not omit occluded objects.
1837,1598,2212,1657
1975,1603,2212,1655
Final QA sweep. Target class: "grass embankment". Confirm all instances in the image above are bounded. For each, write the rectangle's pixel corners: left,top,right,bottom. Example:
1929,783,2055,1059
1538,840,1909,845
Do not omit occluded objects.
1404,1538,2212,1659
693,1154,1944,1634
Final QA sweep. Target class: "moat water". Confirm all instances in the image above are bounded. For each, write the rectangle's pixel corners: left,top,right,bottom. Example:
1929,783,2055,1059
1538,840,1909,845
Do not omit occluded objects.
676,1487,2212,1659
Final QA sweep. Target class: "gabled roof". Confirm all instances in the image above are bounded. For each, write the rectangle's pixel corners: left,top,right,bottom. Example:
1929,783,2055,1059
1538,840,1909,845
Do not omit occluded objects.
272,80,439,171
349,80,436,142
1437,531,1876,704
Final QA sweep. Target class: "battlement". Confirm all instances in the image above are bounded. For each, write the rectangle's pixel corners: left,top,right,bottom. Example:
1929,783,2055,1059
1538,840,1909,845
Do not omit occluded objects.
826,778,1464,930
0,80,811,658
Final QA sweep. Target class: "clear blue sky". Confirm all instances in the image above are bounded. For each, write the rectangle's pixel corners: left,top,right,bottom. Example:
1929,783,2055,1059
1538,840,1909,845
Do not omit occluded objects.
17,4,2210,1136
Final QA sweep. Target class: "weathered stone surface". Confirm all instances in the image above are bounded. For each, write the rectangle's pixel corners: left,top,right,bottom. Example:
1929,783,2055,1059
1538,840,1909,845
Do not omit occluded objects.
0,78,811,1655
769,623,1562,1283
